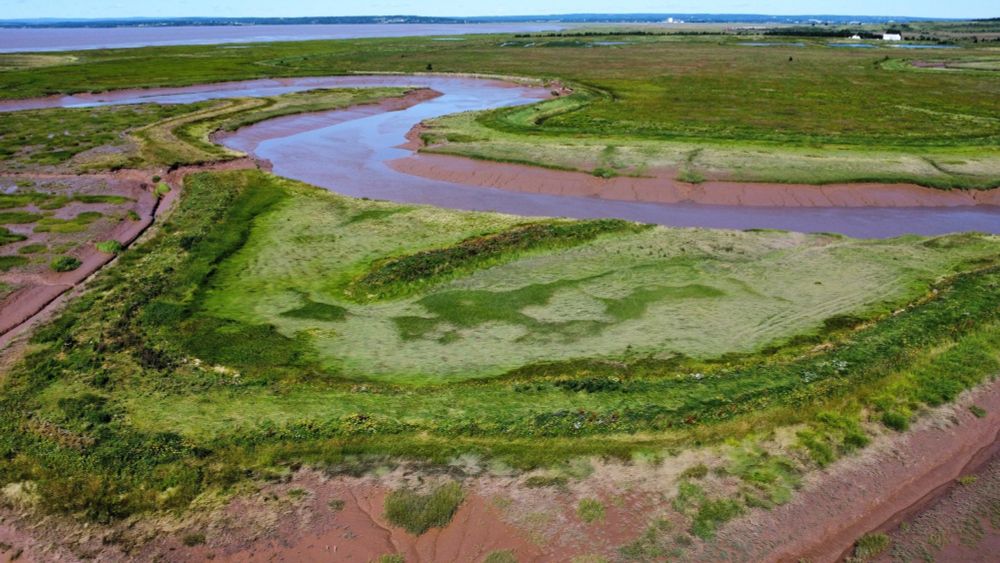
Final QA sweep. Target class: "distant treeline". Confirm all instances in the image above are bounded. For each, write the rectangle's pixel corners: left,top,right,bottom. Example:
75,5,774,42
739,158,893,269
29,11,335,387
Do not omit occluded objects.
514,31,720,39
515,31,668,37
764,28,883,39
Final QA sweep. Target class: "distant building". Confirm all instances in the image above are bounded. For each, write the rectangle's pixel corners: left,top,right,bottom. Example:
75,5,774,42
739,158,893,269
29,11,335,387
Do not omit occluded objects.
882,33,902,41
850,34,862,40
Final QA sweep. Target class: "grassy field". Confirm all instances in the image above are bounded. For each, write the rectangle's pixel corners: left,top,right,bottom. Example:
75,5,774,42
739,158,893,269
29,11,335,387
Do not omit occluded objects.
1,33,999,186
2,169,998,524
190,176,998,382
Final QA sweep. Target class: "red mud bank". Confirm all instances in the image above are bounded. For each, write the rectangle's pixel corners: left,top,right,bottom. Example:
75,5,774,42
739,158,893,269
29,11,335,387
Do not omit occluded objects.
714,378,1000,562
390,153,1000,208
201,480,544,563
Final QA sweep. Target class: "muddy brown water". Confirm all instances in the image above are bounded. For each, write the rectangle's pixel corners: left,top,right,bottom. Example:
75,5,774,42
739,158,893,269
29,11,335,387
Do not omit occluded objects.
2,75,998,238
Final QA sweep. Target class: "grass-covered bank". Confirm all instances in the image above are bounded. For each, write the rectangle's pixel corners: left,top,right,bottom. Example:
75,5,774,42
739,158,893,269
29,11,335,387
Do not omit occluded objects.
1,169,999,524
2,33,999,187
0,87,413,172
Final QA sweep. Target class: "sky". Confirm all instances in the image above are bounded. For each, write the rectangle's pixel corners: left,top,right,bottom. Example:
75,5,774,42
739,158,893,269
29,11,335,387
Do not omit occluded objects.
0,1,994,20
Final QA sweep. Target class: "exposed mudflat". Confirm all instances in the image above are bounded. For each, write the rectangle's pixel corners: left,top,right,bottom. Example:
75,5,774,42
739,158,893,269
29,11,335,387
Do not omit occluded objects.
392,152,1000,208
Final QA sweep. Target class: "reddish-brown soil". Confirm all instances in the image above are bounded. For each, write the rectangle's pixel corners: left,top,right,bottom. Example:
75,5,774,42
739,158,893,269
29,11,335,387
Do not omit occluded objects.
390,153,1000,208
1,378,997,562
876,453,1000,562
707,379,1000,562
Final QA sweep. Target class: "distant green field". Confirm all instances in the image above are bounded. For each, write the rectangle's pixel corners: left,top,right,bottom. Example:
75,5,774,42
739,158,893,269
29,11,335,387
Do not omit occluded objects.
1,34,999,186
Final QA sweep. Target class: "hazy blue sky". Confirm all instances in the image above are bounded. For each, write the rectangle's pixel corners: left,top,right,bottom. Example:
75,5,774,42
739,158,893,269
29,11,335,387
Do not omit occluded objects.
1,1,994,20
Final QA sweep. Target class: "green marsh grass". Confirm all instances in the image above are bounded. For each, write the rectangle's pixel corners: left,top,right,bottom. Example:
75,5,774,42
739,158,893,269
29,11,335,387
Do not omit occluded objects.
383,481,465,535
50,255,82,272
0,227,27,246
0,170,998,526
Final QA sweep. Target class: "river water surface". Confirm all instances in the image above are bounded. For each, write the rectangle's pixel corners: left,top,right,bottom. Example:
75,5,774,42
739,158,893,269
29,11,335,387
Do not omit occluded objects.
0,23,567,53
2,75,997,238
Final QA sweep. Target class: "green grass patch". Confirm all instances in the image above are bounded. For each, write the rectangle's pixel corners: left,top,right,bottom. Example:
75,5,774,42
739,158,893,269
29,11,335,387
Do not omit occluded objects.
280,294,347,322
0,255,29,271
483,550,518,563
383,481,465,535
0,227,27,246
852,532,891,560
34,211,103,233
577,498,605,523
729,446,801,509
881,410,910,431
17,243,45,254
0,211,42,224
95,240,123,255
50,255,81,272
691,498,743,539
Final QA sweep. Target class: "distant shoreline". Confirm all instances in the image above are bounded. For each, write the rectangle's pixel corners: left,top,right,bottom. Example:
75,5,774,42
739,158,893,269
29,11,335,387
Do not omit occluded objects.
0,14,965,29
0,23,571,53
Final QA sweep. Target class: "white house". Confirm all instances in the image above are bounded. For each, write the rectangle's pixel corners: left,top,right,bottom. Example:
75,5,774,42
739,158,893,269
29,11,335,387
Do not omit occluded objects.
850,34,862,40
882,33,902,41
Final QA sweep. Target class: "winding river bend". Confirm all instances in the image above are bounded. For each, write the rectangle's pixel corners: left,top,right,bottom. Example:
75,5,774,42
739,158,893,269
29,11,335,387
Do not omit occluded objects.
3,75,998,238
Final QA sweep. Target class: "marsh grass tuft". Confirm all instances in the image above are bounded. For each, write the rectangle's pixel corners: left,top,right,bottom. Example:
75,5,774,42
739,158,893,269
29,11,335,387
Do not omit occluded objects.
50,255,81,272
384,481,465,535
852,532,890,561
577,498,605,523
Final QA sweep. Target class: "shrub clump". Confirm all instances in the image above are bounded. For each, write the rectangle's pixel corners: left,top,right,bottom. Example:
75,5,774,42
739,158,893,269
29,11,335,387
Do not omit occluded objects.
50,255,82,272
384,481,464,535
